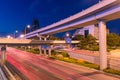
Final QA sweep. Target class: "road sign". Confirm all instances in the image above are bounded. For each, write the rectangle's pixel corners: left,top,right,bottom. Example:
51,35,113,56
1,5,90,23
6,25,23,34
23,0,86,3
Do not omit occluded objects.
65,38,72,44
41,45,48,49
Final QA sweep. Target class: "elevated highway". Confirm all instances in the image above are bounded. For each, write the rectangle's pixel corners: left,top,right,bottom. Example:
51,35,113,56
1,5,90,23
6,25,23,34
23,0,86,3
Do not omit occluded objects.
25,0,120,38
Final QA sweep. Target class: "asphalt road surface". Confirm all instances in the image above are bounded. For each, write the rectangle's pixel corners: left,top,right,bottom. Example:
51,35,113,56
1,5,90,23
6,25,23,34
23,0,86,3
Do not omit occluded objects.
6,47,120,80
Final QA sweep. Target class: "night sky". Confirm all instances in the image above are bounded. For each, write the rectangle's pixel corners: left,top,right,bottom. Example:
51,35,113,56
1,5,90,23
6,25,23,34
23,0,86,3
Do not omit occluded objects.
0,0,120,36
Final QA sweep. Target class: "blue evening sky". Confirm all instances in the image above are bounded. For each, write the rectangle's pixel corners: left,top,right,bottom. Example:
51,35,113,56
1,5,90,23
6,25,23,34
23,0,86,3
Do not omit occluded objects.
0,0,120,36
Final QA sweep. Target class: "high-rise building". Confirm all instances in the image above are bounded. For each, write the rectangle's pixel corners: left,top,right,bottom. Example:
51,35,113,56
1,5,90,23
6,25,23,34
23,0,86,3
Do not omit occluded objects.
21,26,30,34
73,24,109,39
31,18,40,31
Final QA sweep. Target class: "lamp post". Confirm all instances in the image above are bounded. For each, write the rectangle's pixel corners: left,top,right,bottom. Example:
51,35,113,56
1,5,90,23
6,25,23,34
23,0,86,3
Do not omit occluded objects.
65,32,72,49
20,34,24,39
14,30,18,38
25,25,30,35
66,32,70,37
7,35,11,39
24,25,30,39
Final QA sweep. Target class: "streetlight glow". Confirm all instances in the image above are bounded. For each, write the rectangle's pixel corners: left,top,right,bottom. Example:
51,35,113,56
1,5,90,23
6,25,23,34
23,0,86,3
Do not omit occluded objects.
7,35,11,39
15,30,18,33
20,34,24,38
25,25,31,36
27,25,30,28
66,32,70,37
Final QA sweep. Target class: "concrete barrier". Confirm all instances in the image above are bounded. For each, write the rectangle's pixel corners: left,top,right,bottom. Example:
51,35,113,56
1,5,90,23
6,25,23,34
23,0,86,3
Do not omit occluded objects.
68,52,120,71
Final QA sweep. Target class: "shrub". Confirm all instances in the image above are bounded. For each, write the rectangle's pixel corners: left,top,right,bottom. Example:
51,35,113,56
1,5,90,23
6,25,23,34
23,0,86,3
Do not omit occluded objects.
28,48,39,54
55,54,63,58
104,68,120,75
77,59,84,63
61,51,69,57
79,61,99,69
64,57,69,60
49,56,56,60
62,57,76,63
34,48,39,51
51,50,58,55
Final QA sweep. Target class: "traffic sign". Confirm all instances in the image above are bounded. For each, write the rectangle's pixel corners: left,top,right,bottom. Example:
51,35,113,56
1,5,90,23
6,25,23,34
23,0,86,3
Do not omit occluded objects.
65,38,72,44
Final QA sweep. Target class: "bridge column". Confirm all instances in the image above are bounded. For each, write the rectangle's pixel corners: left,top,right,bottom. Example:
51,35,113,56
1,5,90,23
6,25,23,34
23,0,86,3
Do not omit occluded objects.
1,45,6,65
98,20,107,70
43,49,47,56
39,37,42,41
48,45,52,57
39,45,42,55
44,38,47,41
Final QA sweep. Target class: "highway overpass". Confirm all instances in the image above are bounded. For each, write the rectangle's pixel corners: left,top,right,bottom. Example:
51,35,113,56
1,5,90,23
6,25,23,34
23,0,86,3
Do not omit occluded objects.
24,0,120,70
0,38,79,45
25,0,120,38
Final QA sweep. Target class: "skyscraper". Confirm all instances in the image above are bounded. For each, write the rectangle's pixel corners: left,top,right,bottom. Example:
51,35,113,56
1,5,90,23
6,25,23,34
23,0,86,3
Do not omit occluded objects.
73,24,109,40
31,18,40,31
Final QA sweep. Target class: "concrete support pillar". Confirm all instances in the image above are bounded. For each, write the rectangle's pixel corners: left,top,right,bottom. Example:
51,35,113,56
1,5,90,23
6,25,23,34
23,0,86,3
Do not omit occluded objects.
39,46,42,55
98,20,107,70
1,45,6,65
48,46,52,57
1,51,6,65
25,46,27,51
39,37,42,41
43,49,47,56
44,38,47,41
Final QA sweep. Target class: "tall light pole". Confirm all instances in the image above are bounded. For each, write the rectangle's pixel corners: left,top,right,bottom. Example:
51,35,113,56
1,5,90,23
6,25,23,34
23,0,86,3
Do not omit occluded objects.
14,30,18,38
66,32,70,38
65,32,71,49
25,25,30,35
20,34,24,38
7,35,11,39
25,25,30,39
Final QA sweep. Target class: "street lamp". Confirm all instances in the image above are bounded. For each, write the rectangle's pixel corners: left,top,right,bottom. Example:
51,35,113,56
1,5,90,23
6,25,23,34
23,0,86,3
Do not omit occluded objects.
16,30,18,33
14,30,18,38
25,25,30,35
24,25,30,39
66,32,70,37
7,35,11,39
7,35,13,39
20,34,24,39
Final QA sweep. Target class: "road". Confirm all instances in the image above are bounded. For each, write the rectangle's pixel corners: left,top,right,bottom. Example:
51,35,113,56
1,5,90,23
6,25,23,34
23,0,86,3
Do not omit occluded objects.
6,47,120,80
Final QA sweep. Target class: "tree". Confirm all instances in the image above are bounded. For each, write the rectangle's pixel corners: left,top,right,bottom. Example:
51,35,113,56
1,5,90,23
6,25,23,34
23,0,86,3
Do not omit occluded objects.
77,34,98,50
107,33,120,48
49,35,60,40
86,34,97,47
72,35,84,40
77,37,87,49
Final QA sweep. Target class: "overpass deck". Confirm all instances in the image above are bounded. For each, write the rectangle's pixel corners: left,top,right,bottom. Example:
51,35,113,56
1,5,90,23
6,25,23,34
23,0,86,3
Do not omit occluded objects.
25,0,120,37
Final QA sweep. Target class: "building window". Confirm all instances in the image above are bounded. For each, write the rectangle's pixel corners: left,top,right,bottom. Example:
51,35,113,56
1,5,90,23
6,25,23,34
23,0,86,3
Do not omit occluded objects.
84,30,89,38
